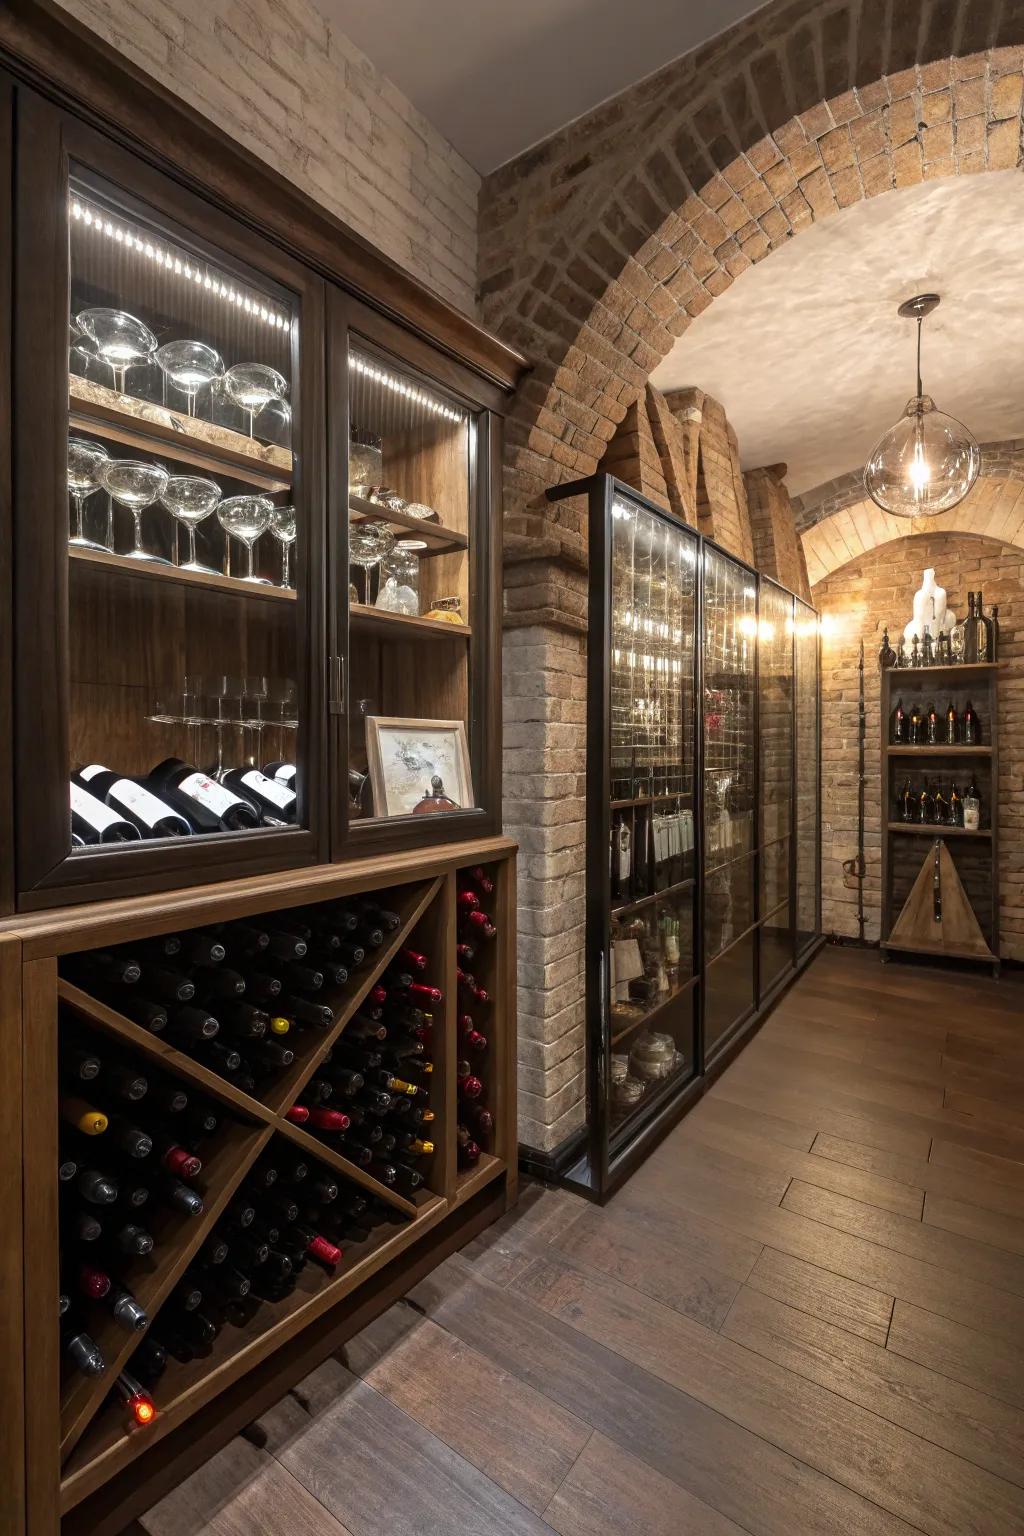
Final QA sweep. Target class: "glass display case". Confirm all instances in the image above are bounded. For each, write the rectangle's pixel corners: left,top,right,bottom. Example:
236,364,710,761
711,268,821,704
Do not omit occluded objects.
559,474,821,1199
10,96,506,908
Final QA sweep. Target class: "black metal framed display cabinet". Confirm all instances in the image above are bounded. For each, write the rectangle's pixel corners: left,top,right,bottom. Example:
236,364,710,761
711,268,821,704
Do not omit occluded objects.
550,475,822,1201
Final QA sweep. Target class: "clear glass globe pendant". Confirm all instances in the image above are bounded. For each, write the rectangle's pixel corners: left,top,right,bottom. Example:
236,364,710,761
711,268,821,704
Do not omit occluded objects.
864,294,980,518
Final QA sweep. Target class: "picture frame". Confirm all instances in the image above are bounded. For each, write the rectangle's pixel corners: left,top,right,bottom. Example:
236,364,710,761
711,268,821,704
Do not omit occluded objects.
365,716,474,818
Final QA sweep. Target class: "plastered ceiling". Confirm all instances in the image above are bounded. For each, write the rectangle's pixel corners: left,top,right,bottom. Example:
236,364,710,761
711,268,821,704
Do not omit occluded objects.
650,170,1024,497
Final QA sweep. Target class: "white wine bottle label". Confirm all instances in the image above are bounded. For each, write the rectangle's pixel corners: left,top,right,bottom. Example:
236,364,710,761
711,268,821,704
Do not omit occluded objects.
273,764,297,787
70,782,124,834
240,769,296,811
179,772,246,817
111,779,190,833
78,764,109,782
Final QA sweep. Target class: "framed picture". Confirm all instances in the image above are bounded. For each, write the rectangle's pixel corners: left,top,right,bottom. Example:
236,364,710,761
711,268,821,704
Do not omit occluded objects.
365,716,474,818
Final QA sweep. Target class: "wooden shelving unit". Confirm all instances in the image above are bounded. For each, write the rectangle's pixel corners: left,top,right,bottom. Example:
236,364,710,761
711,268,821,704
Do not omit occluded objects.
349,494,468,557
349,603,472,641
68,545,296,602
880,662,1000,973
6,837,516,1536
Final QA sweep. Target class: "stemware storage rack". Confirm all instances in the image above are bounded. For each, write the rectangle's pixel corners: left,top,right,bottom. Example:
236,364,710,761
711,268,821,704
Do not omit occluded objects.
0,5,525,1534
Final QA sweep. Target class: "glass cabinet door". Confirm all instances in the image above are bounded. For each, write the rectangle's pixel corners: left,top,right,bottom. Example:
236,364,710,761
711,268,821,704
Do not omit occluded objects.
794,598,820,952
702,546,757,1058
14,98,324,903
599,489,699,1163
330,291,497,848
757,579,796,995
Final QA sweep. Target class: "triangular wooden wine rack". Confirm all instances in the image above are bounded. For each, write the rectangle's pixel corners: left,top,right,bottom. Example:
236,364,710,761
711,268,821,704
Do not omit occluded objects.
888,839,995,960
56,875,446,1467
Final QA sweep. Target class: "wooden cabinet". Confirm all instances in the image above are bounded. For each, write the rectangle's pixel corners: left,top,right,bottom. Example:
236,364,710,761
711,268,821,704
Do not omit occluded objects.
0,45,521,913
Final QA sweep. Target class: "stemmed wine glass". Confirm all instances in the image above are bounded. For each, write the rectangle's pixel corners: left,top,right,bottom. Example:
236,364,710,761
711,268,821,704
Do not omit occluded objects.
76,308,158,396
349,518,395,604
268,505,297,588
223,363,287,439
67,438,109,549
99,459,170,562
161,475,222,572
217,495,273,583
155,340,223,417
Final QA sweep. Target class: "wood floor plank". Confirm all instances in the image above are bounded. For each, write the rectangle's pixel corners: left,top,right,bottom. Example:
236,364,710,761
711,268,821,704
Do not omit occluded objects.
812,1133,1024,1222
677,1116,925,1219
548,1199,756,1329
929,1136,1024,1192
744,1248,894,1346
410,1255,917,1536
756,1018,867,1064
945,1033,1024,1075
614,1161,1024,1344
887,1301,1024,1412
944,1088,1024,1134
710,1077,934,1160
781,1179,1024,1297
687,1093,818,1152
508,1251,1024,1536
543,1431,748,1536
258,1360,560,1536
733,1042,945,1115
141,1434,353,1536
924,1192,1024,1258
723,1284,1024,1491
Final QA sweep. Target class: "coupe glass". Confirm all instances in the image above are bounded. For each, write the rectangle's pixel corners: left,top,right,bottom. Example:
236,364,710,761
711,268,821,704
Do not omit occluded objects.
161,475,222,572
268,505,297,588
99,459,170,562
155,340,223,417
349,518,394,604
67,438,109,550
217,494,273,583
223,363,287,438
76,307,158,395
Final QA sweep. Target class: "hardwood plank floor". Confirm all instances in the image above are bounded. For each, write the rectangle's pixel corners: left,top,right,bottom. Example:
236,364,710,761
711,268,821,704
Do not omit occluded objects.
139,947,1024,1536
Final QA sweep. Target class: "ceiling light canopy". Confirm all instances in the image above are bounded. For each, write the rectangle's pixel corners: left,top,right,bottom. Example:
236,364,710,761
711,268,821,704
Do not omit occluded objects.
864,293,980,518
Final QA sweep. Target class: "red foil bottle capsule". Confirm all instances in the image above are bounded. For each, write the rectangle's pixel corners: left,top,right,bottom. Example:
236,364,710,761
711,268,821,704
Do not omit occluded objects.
368,984,387,1007
285,1104,310,1124
161,1145,202,1180
78,1265,112,1300
457,1072,483,1100
306,1234,342,1268
461,910,497,938
400,948,429,972
308,1107,351,1131
456,889,480,910
467,866,495,895
408,982,442,1004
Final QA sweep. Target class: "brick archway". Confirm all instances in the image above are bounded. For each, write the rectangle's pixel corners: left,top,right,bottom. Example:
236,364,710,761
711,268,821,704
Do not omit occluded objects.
489,42,1024,596
802,476,1024,583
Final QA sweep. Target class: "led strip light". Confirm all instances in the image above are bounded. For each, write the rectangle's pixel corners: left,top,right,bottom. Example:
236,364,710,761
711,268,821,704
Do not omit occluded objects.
349,353,465,423
70,197,292,331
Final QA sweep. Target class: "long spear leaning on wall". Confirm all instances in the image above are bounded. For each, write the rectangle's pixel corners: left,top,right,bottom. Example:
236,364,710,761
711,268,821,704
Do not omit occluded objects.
841,639,866,943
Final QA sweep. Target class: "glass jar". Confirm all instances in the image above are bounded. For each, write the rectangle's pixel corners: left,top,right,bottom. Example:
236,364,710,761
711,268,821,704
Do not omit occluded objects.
375,542,420,615
349,428,383,495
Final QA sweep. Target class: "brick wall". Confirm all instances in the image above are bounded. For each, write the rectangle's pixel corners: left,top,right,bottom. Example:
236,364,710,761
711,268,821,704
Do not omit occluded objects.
746,466,812,600
55,0,479,313
814,532,1024,959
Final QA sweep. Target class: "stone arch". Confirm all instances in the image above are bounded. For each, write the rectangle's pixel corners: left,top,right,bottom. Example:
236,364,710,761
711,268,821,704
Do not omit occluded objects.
801,476,1024,583
487,26,1024,594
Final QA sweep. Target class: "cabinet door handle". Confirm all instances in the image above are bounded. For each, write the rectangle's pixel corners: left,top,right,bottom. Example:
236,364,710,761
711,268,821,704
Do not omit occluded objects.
329,654,345,715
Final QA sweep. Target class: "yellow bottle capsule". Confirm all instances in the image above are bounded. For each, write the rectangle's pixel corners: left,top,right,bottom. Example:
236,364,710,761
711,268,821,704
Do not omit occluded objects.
61,1097,108,1136
421,1109,435,1122
409,1139,434,1155
270,1016,291,1035
390,1077,419,1096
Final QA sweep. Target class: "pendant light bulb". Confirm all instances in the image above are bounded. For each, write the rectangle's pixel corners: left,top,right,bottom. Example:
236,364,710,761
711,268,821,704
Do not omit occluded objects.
863,294,979,518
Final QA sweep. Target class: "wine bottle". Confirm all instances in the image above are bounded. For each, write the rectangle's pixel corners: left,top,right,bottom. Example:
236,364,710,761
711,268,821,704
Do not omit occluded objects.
63,1326,105,1377
456,942,475,965
462,1102,494,1137
263,760,297,788
118,995,169,1034
281,960,325,993
259,928,308,962
962,700,980,746
306,1106,352,1132
220,767,297,824
65,950,142,989
908,703,923,746
131,1337,167,1388
73,766,192,838
950,782,963,826
355,900,401,933
918,782,935,825
178,931,227,966
464,866,495,896
147,758,261,831
963,594,978,663
61,1096,108,1137
972,591,990,662
70,782,142,845
163,1004,220,1047
944,701,958,745
279,993,334,1029
989,604,1000,661
460,909,497,939
62,1044,103,1084
891,698,907,745
933,784,948,825
216,1002,269,1039
224,920,271,954
457,1064,483,1099
104,1285,148,1332
147,1173,204,1216
75,1264,112,1301
925,703,939,746
107,1221,155,1257
193,965,247,1001
76,1167,118,1205
138,965,195,1003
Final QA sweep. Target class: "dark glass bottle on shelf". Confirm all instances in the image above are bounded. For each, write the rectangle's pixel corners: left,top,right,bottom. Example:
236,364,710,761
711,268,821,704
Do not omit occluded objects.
989,604,1000,661
70,783,142,845
898,779,914,823
610,812,632,906
949,782,963,826
891,698,906,745
933,784,948,825
925,703,939,746
944,701,958,745
917,782,935,824
972,591,990,662
962,594,978,663
73,766,192,839
146,759,261,833
908,703,923,746
878,628,896,669
961,700,979,746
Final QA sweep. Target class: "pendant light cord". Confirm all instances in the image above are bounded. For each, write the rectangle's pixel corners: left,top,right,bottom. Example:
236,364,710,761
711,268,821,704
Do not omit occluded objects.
916,316,923,399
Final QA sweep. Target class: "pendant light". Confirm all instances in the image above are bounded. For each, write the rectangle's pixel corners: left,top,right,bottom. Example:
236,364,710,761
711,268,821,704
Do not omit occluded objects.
863,293,979,517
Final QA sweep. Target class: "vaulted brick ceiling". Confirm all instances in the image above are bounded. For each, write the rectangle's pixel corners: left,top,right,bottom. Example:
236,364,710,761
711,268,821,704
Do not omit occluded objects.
320,0,766,172
649,169,1024,497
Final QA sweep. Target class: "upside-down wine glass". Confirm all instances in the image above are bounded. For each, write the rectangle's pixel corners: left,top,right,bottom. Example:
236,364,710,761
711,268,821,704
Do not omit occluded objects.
217,495,273,583
155,340,224,418
67,438,109,550
223,363,288,439
76,307,158,396
99,459,170,562
348,518,394,605
161,475,222,572
268,505,297,588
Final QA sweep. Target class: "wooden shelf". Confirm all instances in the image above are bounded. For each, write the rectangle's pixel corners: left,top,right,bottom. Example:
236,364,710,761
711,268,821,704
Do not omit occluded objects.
882,939,997,963
611,874,695,919
69,375,292,492
609,792,693,810
886,745,990,757
887,822,991,838
610,972,699,1047
68,544,296,602
884,662,999,678
350,603,471,640
453,1151,504,1207
349,494,467,557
